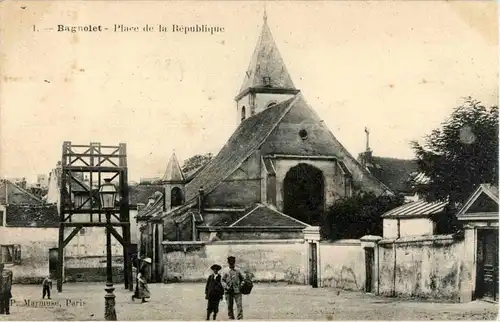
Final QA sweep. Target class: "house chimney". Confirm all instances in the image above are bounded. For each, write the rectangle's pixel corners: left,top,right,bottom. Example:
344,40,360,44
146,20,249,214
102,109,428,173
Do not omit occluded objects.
198,187,205,214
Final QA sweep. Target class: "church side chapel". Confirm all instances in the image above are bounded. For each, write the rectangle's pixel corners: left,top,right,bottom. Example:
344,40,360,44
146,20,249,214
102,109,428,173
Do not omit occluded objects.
139,13,393,246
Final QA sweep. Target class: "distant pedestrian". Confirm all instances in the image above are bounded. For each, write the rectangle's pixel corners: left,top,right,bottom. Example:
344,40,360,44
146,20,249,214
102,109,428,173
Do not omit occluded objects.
133,258,151,303
0,266,12,315
205,264,224,320
42,274,53,299
221,256,245,320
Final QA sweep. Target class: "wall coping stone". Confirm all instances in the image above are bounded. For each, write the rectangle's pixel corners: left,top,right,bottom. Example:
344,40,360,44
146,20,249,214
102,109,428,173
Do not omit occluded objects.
209,239,304,245
162,241,206,246
379,234,457,247
320,239,361,246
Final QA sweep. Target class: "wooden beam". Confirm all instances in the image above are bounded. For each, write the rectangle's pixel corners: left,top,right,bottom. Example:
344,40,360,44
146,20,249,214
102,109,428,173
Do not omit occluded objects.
63,153,123,158
62,226,82,248
108,226,125,246
63,222,130,227
62,166,125,172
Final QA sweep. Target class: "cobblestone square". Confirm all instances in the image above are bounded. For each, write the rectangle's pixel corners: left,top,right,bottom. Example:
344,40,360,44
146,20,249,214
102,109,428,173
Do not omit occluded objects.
0,283,497,321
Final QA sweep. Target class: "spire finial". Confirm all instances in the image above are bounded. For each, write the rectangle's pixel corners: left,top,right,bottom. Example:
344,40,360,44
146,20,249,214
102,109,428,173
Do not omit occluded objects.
263,4,267,23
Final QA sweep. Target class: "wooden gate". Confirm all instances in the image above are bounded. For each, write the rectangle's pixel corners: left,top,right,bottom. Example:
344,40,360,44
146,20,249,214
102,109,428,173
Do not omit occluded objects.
309,242,318,288
365,247,374,293
476,229,499,301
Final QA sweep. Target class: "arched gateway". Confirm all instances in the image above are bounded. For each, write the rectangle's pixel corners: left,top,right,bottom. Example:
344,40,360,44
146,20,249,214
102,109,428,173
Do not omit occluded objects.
283,163,325,225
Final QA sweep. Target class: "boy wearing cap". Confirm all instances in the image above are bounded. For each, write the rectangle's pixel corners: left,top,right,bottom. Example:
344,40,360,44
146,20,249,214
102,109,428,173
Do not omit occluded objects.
221,256,244,320
205,264,224,320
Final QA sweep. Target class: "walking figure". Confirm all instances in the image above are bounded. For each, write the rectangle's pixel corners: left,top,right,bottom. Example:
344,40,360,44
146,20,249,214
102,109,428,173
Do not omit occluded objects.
42,275,53,299
205,264,224,320
132,258,151,303
0,265,12,315
221,256,245,320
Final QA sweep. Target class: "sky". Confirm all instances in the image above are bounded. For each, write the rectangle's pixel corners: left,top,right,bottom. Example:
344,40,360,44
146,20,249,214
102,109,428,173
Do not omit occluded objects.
0,1,498,183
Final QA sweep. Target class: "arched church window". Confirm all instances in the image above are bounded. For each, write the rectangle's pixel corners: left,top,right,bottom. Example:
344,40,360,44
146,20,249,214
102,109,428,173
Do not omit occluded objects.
171,187,183,207
241,106,246,121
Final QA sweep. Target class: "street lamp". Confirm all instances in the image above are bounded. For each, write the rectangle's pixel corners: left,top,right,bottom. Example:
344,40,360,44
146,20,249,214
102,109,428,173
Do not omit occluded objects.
99,178,118,321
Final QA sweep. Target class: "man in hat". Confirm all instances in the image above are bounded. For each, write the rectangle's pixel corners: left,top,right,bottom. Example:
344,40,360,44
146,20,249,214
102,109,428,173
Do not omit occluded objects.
205,264,224,320
221,256,245,320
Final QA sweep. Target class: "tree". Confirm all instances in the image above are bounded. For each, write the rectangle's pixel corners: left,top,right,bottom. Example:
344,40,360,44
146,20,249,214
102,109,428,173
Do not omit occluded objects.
411,97,498,207
322,192,404,240
181,153,213,174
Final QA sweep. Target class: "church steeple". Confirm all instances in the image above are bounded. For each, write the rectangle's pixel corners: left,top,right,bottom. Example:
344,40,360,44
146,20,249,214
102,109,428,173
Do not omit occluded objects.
162,152,185,183
163,151,186,211
234,11,300,124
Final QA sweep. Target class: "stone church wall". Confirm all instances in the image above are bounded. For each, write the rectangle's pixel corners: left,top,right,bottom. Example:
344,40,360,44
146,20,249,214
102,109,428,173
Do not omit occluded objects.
204,180,261,207
205,152,262,207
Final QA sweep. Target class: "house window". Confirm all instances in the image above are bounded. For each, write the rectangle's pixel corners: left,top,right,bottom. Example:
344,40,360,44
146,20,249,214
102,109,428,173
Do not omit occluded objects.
0,211,3,226
79,228,86,235
1,244,21,264
263,76,271,86
241,106,246,121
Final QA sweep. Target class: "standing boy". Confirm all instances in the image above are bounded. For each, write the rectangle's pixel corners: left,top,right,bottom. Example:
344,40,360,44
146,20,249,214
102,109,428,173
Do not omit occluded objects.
205,264,224,320
42,275,52,299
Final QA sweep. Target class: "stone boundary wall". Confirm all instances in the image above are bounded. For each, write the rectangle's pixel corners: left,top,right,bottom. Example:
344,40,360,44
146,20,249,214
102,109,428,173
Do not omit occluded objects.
319,239,365,291
374,234,464,301
162,239,307,283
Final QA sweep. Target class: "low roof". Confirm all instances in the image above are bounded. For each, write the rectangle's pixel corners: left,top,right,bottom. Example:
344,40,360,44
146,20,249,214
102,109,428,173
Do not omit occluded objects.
0,179,44,205
457,183,499,221
228,204,309,228
381,199,448,219
366,157,418,193
129,184,164,206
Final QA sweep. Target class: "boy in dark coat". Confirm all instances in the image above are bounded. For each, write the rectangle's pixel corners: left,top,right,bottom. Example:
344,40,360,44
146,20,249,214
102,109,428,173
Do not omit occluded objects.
205,264,224,320
42,274,53,299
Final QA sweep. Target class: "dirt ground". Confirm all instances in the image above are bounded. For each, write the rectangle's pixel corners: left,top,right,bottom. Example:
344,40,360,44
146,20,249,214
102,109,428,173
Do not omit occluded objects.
0,282,497,321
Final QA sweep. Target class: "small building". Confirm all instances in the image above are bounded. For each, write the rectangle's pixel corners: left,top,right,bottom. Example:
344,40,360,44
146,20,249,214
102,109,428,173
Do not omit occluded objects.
0,179,59,283
458,183,499,302
381,199,448,238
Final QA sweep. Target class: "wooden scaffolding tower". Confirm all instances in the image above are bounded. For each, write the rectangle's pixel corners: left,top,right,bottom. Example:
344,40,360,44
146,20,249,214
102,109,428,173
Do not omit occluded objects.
57,141,132,292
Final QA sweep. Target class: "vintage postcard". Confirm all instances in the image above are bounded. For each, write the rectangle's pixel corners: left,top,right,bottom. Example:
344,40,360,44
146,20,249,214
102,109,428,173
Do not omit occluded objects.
0,0,498,321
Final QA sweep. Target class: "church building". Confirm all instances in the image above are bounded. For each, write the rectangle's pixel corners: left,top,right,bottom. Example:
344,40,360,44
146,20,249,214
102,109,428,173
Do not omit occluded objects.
142,13,393,246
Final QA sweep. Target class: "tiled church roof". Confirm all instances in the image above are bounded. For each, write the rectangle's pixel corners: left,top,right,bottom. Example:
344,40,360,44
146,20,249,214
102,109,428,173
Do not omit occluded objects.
184,95,298,202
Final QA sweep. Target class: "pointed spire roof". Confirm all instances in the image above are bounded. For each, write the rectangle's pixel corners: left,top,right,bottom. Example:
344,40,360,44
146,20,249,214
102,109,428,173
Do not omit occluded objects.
237,12,296,95
163,152,185,182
